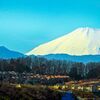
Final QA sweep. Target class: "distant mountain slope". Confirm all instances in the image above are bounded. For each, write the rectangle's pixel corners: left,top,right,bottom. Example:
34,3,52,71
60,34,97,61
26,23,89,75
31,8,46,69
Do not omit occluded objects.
42,54,100,63
27,27,100,56
0,46,24,59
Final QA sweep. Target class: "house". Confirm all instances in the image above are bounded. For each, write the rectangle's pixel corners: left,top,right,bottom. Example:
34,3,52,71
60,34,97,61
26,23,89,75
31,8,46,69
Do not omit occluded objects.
16,84,21,88
77,85,83,91
84,85,93,92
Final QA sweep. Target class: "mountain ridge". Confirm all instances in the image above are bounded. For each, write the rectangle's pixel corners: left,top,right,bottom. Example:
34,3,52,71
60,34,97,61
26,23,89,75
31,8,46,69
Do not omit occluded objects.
26,27,100,56
0,46,24,59
37,53,100,63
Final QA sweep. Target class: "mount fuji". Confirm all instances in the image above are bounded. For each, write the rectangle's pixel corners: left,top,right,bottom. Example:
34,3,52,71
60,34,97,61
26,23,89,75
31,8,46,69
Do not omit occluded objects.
27,27,100,56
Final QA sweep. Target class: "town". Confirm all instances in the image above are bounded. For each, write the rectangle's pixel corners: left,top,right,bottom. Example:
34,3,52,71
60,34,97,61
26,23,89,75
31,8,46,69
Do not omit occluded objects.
0,71,100,99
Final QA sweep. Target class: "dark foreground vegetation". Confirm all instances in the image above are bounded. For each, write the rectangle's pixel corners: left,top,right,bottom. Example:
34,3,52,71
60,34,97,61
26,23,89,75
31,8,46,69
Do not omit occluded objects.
73,90,100,99
0,84,63,100
0,56,100,80
0,56,99,100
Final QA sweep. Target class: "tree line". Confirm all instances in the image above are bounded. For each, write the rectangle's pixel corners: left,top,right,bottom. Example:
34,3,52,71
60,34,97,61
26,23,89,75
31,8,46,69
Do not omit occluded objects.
0,56,100,80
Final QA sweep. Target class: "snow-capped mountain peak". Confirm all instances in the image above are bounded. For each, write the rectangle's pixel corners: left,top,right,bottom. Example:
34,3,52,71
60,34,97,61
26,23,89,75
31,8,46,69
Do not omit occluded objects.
26,27,100,56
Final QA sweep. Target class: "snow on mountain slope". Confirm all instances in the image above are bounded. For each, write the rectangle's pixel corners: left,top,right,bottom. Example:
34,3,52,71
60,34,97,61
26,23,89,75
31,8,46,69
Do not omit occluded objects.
26,27,100,56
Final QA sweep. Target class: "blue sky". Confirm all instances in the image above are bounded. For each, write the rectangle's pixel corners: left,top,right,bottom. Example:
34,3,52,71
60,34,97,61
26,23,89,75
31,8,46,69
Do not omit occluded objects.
0,0,100,53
